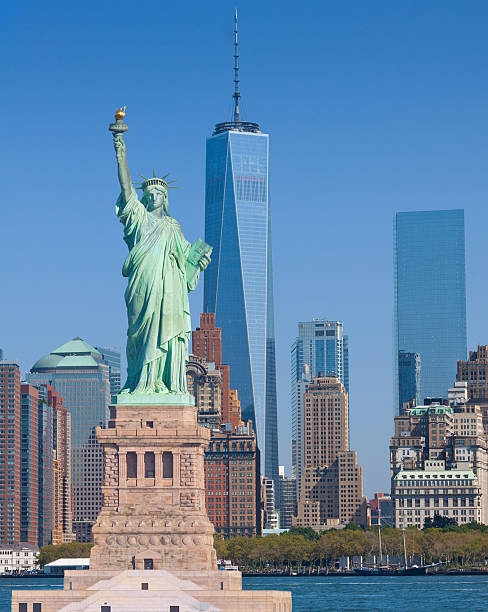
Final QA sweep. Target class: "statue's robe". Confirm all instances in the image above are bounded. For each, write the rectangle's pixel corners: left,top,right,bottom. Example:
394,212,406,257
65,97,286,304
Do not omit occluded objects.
116,188,199,394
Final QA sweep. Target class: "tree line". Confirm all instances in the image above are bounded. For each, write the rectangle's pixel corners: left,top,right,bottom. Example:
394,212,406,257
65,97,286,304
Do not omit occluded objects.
214,524,488,570
37,523,488,570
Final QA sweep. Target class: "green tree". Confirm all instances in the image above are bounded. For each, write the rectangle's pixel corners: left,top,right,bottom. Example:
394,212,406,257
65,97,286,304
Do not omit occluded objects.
286,527,320,541
424,514,458,529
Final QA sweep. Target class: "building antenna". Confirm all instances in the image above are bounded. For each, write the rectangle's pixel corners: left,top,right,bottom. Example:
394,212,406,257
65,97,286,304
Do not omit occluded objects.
233,8,241,123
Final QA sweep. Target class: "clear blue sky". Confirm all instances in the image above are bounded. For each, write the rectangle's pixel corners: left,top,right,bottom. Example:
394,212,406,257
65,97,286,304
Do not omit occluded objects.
2,0,487,497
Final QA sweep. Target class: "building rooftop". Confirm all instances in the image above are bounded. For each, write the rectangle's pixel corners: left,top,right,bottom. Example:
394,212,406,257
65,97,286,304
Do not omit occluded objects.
52,338,101,357
44,558,90,567
31,337,102,371
409,405,454,416
0,542,39,553
394,469,476,481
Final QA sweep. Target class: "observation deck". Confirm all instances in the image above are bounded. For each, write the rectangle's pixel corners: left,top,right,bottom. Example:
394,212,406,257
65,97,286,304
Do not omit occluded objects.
213,120,261,135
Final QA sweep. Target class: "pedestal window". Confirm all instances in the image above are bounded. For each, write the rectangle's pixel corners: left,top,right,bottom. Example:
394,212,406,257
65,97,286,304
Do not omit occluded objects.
145,452,155,478
126,452,137,479
163,452,173,478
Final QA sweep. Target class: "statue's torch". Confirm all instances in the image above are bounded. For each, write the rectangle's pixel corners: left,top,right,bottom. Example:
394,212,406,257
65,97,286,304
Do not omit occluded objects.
109,107,129,135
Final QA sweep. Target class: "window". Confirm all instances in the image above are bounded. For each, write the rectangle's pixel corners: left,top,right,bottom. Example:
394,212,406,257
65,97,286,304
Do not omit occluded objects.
144,452,155,478
163,452,173,478
126,452,137,479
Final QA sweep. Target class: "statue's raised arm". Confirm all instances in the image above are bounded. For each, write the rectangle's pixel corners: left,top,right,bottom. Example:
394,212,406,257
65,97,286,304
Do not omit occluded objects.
114,134,132,203
109,107,132,202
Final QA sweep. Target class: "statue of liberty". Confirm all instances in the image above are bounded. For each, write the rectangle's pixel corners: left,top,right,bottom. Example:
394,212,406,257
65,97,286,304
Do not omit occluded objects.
110,109,211,397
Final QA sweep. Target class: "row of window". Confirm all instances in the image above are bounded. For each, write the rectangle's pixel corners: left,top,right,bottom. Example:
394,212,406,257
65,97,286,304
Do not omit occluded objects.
125,452,173,479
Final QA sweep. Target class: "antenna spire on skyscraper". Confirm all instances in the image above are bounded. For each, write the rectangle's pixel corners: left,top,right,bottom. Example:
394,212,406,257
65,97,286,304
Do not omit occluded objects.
214,8,260,134
233,8,241,123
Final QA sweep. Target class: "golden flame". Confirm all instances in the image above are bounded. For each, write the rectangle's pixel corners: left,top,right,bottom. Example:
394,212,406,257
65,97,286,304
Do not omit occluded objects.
115,106,126,121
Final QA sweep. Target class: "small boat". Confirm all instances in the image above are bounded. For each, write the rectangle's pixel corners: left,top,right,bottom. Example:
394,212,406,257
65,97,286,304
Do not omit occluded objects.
217,559,238,571
354,514,433,576
353,565,428,576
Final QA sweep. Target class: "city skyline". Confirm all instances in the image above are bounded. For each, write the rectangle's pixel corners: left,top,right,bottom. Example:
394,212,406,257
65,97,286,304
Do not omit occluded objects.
2,2,488,498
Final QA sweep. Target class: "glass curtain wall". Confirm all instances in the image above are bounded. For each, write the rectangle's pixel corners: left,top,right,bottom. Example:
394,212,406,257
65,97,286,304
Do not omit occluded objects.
204,128,278,485
394,210,467,412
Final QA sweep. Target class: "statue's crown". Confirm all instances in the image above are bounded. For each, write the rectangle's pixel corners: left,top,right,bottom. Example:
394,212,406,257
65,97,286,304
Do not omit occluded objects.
134,170,178,191
142,177,167,190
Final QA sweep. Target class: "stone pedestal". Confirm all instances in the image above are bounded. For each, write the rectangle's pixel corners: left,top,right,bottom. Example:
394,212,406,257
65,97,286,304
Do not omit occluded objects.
12,399,291,610
90,401,217,571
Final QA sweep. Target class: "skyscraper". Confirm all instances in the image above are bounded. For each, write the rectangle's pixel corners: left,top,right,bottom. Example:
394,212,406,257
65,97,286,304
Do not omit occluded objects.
29,338,110,541
95,347,121,397
36,385,54,547
203,14,278,487
291,319,349,481
293,377,368,528
192,313,231,428
394,210,467,412
20,381,73,547
457,346,488,402
0,361,21,544
278,466,296,530
20,384,39,545
48,385,74,544
186,355,223,429
205,423,260,537
398,351,421,409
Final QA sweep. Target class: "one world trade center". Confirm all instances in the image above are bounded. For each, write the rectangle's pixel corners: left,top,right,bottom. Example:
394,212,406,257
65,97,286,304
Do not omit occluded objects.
203,12,279,489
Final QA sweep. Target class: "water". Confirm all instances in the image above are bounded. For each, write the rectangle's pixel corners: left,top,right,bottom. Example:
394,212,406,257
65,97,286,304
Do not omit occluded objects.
243,575,488,611
2,575,488,611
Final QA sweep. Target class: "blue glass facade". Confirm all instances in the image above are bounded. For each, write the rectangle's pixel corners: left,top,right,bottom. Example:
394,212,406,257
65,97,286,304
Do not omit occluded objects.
398,351,421,408
95,346,121,396
204,127,278,485
394,210,467,412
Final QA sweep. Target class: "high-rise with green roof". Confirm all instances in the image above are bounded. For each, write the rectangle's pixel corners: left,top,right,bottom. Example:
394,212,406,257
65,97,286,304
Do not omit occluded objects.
28,337,110,542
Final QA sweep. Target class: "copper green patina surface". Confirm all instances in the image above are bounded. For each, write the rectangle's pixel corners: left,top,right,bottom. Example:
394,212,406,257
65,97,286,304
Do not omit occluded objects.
111,113,211,403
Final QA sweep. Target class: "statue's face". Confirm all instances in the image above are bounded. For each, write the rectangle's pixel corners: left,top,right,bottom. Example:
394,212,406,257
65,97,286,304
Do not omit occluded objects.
145,185,168,212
